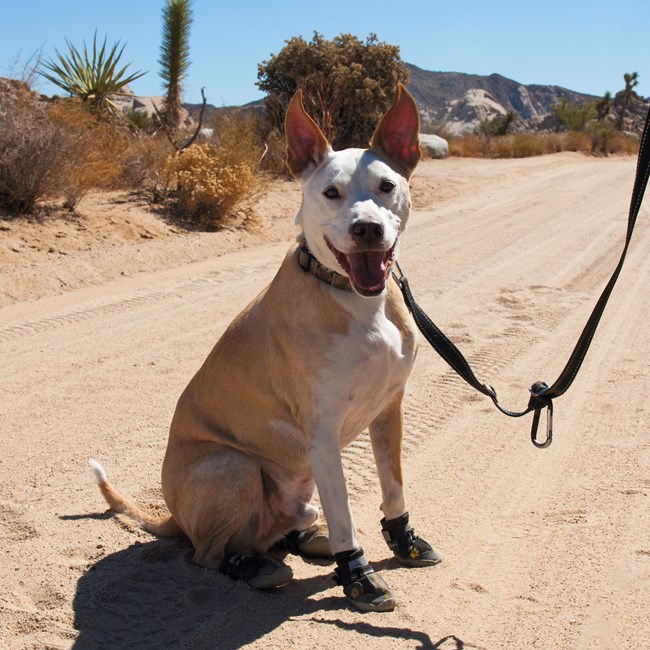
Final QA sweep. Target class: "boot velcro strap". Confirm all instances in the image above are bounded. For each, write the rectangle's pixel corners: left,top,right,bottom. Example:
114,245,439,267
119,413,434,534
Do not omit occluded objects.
333,549,373,586
381,513,416,556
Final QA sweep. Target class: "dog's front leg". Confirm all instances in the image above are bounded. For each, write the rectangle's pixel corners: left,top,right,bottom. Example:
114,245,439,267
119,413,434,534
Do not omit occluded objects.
308,430,396,612
370,395,442,569
308,430,358,553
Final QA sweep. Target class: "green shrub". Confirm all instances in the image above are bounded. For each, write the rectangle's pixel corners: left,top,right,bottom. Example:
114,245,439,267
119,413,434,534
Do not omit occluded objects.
550,99,595,132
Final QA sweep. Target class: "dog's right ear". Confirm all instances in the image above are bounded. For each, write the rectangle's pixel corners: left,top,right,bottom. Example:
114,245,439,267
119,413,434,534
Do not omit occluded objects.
285,90,331,178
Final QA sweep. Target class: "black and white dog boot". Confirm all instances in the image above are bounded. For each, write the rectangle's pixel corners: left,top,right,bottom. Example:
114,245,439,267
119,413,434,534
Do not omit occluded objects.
381,512,441,567
333,547,395,612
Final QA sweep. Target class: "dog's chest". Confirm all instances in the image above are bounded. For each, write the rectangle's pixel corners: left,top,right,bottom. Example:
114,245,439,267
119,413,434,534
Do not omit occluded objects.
320,304,415,442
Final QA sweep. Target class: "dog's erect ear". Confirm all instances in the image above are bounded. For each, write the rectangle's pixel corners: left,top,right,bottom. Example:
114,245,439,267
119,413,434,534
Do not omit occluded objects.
370,83,420,178
285,90,331,178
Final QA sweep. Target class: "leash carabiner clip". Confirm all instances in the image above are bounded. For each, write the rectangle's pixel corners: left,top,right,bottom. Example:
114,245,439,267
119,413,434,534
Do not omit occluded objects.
529,381,553,449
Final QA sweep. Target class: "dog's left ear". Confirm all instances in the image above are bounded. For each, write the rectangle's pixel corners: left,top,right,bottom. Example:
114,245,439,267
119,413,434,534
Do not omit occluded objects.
285,90,331,178
370,83,420,178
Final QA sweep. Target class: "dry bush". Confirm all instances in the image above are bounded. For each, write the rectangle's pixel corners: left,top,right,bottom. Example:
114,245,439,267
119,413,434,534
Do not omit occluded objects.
448,134,487,157
259,128,291,176
166,144,257,228
0,94,71,214
47,102,128,208
586,123,639,156
208,111,267,171
45,101,176,208
120,135,174,191
446,129,638,159
165,112,266,229
561,130,593,154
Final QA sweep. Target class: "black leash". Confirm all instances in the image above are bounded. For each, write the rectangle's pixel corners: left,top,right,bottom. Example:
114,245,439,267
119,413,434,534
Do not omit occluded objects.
393,107,650,448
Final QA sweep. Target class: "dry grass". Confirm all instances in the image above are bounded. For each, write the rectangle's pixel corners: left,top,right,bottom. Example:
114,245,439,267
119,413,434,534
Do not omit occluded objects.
447,129,639,159
0,96,175,214
48,102,174,208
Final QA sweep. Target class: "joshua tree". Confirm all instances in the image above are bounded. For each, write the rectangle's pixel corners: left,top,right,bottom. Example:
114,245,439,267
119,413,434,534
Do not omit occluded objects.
617,71,639,130
595,91,612,122
39,32,145,120
158,0,192,133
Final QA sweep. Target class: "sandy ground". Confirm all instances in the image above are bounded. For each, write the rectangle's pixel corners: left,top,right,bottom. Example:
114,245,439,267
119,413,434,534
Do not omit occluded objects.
1,153,648,649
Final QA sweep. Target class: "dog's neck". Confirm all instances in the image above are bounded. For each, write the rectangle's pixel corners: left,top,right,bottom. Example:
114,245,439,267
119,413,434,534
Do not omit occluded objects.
298,241,354,293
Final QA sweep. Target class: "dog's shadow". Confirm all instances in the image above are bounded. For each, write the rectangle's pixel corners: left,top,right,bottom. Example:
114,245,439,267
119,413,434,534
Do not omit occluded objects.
71,524,467,649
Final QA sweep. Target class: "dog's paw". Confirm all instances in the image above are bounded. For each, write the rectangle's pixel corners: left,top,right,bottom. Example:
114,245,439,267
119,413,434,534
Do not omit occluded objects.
392,535,441,567
334,547,396,612
219,553,293,590
285,523,332,558
342,570,396,612
381,512,441,567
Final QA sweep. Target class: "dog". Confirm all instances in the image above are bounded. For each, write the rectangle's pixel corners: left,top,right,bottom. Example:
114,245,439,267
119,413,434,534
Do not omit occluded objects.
90,84,440,612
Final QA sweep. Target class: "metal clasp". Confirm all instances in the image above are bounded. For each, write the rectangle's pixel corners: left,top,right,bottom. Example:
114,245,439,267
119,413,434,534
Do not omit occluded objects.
529,381,553,448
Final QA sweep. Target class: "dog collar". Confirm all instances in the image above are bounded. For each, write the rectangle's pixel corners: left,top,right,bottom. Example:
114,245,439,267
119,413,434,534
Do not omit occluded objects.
298,242,354,292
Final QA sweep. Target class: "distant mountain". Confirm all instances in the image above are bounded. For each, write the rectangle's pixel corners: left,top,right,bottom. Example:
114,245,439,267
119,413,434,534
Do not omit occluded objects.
404,63,599,134
183,63,649,136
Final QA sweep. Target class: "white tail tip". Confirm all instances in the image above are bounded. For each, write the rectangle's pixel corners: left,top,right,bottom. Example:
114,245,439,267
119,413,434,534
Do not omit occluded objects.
88,458,107,483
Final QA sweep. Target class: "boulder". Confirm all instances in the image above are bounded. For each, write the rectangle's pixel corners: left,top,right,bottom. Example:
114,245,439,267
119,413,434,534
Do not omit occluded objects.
419,133,449,159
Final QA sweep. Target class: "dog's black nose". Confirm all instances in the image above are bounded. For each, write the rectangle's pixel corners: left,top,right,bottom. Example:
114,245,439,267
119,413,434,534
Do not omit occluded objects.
350,220,384,246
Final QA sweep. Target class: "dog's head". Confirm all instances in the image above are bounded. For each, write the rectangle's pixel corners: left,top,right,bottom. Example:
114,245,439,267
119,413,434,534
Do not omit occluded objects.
285,84,420,297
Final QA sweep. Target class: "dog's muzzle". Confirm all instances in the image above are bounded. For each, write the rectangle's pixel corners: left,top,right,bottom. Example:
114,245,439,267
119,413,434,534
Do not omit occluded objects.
326,237,397,297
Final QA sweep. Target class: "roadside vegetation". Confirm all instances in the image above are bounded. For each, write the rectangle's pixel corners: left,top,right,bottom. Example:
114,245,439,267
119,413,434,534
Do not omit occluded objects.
444,75,641,159
0,10,644,226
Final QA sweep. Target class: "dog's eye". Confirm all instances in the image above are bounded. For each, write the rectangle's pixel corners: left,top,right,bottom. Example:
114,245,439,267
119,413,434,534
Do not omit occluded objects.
323,186,341,199
379,179,396,193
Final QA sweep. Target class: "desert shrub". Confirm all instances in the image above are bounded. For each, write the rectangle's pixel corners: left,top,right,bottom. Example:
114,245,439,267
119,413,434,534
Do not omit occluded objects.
477,110,517,137
0,92,176,214
259,127,291,176
46,101,133,208
258,32,408,149
208,111,266,172
561,130,592,154
121,134,174,190
166,143,256,228
445,128,638,159
448,134,486,157
38,32,146,123
0,94,71,214
124,109,153,131
550,99,595,132
47,101,175,206
586,122,638,156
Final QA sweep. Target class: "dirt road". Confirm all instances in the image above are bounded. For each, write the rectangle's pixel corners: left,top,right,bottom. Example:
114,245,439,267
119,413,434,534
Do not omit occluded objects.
1,153,648,648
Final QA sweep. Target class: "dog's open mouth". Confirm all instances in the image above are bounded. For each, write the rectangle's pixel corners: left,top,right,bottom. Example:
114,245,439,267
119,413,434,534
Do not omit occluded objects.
326,238,397,296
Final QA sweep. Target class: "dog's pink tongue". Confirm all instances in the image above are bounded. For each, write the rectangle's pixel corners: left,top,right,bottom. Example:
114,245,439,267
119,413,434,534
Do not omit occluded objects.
347,251,388,292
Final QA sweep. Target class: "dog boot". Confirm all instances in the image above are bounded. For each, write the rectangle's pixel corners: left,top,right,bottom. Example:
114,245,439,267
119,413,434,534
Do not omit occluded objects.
333,547,396,612
381,512,441,567
284,522,333,558
219,552,293,589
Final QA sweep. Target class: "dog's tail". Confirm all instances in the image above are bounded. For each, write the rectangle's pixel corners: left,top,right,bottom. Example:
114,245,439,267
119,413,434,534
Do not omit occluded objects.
88,459,183,538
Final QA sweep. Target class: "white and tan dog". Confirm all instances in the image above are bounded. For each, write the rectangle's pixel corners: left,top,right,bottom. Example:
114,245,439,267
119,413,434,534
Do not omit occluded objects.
90,84,440,612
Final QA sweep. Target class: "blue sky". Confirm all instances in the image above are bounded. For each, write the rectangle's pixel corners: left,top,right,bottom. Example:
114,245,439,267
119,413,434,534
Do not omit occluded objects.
1,0,648,106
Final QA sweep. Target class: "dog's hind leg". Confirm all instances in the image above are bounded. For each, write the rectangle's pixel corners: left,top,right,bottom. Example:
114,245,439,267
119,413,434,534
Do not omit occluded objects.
369,394,441,568
162,445,293,588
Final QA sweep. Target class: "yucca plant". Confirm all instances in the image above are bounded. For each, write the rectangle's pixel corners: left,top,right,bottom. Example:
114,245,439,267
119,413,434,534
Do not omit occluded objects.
159,0,192,133
39,32,146,120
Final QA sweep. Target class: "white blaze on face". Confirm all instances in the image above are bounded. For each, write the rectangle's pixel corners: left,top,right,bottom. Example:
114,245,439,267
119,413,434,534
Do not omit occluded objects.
295,148,412,296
